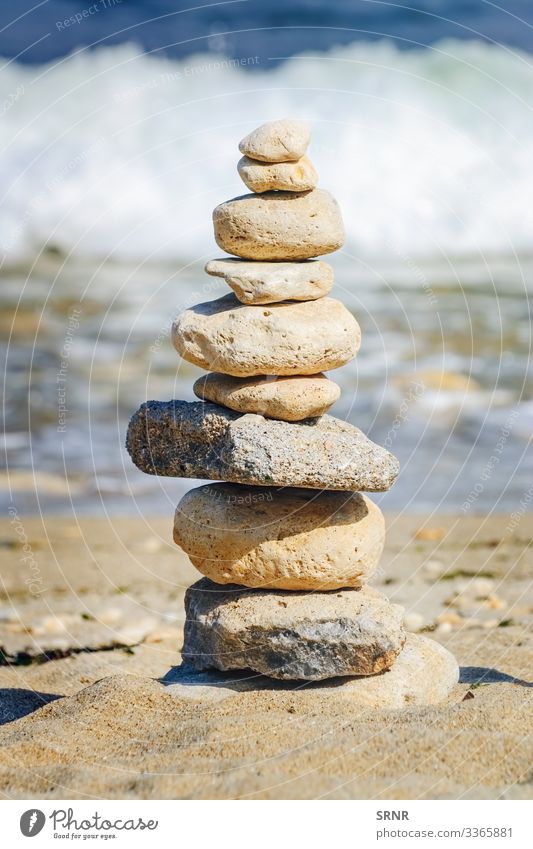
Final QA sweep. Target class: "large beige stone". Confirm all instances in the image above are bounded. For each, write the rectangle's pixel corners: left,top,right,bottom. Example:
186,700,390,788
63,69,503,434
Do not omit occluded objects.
193,373,340,421
205,258,333,305
238,119,310,162
174,485,385,590
238,155,318,193
182,579,405,680
213,189,344,260
172,294,360,376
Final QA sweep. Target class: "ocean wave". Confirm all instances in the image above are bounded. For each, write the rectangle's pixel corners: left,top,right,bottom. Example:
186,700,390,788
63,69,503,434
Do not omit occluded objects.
1,38,533,266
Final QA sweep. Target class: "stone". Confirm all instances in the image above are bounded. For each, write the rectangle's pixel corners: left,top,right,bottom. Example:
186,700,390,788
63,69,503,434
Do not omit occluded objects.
213,189,344,260
173,484,385,590
126,400,400,491
205,258,333,305
167,635,459,707
172,294,359,377
182,579,405,680
237,155,318,193
192,373,340,421
238,119,310,162
340,634,459,706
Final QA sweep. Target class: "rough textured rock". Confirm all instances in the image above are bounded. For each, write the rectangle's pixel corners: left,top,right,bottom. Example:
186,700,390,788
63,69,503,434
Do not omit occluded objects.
238,155,318,193
168,635,459,707
205,258,333,305
173,294,359,377
182,579,405,680
213,190,344,260
126,400,400,491
173,484,385,590
193,373,340,421
238,119,310,162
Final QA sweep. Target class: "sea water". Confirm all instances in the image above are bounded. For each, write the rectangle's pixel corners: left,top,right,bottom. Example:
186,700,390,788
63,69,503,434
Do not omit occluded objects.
1,38,532,514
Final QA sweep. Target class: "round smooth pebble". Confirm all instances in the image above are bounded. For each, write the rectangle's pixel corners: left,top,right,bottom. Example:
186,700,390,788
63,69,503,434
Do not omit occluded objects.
172,293,360,377
182,579,405,680
174,484,385,590
213,189,344,260
238,155,318,193
238,119,310,162
205,258,333,304
193,373,340,421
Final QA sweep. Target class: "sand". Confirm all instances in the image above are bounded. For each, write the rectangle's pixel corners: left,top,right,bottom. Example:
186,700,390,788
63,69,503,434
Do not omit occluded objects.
0,513,531,799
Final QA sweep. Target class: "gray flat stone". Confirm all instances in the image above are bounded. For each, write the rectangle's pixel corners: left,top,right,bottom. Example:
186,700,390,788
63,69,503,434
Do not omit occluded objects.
126,400,399,492
164,634,459,707
181,579,405,681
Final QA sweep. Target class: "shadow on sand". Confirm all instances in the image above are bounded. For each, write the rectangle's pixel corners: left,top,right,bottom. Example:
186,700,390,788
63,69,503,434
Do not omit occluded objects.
160,663,340,693
162,663,533,697
0,688,62,726
459,667,533,688
1,663,530,727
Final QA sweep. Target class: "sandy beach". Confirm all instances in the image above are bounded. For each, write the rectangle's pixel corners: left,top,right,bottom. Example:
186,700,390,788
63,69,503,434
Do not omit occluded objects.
0,512,531,800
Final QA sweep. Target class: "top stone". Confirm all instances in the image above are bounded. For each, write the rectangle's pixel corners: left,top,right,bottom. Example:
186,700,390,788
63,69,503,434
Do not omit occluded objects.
238,119,310,162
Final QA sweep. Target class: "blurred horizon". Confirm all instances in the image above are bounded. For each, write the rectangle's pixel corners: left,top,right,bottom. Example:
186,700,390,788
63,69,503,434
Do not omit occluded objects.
2,0,533,65
1,0,532,516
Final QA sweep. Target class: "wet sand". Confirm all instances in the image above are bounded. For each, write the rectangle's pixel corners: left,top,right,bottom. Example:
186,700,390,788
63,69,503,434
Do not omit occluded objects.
0,513,531,799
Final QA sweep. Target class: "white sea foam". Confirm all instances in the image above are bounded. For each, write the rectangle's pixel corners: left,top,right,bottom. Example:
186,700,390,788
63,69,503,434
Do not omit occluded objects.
1,39,533,267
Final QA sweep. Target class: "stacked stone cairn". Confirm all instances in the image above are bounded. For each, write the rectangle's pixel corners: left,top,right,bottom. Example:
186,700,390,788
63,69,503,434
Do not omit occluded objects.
127,120,459,707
